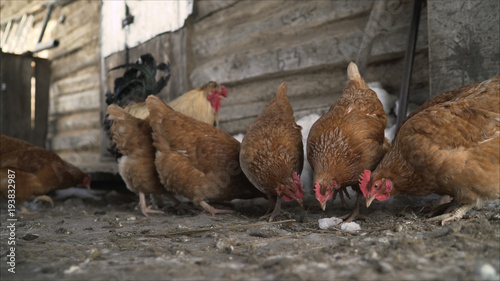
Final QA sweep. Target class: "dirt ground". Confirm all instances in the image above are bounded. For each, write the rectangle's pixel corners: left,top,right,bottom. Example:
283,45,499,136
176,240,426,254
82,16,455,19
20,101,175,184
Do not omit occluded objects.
1,185,499,281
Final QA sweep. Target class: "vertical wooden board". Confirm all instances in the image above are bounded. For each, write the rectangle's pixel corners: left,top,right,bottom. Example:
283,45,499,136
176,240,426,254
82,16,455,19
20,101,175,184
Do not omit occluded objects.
101,51,124,158
0,52,33,143
33,57,50,148
428,0,500,96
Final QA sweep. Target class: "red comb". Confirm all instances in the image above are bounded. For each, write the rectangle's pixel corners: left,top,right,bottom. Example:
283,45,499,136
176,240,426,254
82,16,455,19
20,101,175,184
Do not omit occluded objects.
220,85,228,97
292,172,304,199
358,170,371,198
313,181,321,195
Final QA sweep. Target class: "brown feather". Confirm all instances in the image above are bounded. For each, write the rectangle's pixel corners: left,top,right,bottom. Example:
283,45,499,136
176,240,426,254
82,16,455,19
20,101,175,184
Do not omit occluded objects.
145,96,263,211
307,62,388,194
0,135,88,203
370,75,500,206
239,82,304,220
107,105,165,196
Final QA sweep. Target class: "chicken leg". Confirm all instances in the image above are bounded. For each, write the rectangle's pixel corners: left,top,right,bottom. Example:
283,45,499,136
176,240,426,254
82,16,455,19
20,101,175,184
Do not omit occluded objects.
339,189,368,223
199,201,234,216
139,192,164,217
427,203,475,225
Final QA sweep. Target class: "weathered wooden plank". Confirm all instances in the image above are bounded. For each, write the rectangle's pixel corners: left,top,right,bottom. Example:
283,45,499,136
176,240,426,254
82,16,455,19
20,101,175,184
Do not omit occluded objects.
193,0,239,21
48,1,101,60
191,0,372,62
54,110,100,132
51,66,100,97
50,42,100,81
33,57,51,148
57,151,107,173
49,0,100,41
427,0,499,96
190,23,427,87
364,51,430,105
0,53,33,143
50,23,100,61
49,128,101,152
50,89,100,115
189,3,428,86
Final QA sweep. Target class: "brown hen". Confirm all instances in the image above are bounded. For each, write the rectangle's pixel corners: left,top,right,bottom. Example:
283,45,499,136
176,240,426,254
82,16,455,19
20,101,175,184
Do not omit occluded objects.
107,105,188,216
239,82,304,222
307,62,389,222
145,95,263,216
0,134,91,214
360,75,500,225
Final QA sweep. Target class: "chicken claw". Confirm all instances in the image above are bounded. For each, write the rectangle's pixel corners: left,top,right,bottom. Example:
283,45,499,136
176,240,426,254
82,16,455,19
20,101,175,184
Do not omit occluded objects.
258,199,291,222
34,195,55,207
139,192,164,217
200,201,234,217
426,203,474,225
339,191,368,223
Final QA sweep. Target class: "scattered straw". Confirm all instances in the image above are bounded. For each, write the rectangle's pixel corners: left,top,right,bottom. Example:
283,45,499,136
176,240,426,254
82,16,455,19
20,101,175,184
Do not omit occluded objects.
145,219,296,237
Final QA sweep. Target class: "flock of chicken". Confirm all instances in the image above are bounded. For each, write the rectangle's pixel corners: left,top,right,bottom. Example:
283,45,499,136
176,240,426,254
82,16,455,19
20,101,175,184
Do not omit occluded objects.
1,53,498,226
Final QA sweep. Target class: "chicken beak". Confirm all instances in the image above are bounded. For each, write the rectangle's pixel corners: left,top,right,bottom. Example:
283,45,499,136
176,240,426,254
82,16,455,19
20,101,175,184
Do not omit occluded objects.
366,196,375,208
296,198,303,207
321,201,327,211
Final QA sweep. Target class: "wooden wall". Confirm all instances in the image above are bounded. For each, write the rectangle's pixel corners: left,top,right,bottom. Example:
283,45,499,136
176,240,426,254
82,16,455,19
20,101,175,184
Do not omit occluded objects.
105,0,430,138
0,52,50,148
427,0,500,96
45,0,103,172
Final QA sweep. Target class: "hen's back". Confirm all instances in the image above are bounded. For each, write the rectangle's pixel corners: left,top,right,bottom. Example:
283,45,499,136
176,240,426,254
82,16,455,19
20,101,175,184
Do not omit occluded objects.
0,135,86,201
240,83,303,194
307,62,387,185
396,82,500,203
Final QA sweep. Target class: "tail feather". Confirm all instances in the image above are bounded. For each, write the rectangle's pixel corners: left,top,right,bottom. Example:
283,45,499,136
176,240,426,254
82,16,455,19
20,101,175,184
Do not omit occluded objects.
145,96,173,152
145,96,173,121
347,62,369,90
107,104,151,155
123,102,149,120
276,82,288,99
107,104,129,121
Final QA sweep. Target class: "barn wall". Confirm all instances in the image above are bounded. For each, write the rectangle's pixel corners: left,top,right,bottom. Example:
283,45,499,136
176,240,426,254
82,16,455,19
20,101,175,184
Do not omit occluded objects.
105,0,430,137
0,0,102,172
427,0,500,96
42,0,103,172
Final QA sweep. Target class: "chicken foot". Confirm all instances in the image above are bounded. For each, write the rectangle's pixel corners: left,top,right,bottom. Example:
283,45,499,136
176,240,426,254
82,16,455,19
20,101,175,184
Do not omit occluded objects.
259,197,290,222
338,190,368,222
138,192,164,217
427,203,475,225
199,201,234,216
34,195,55,207
425,196,458,218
